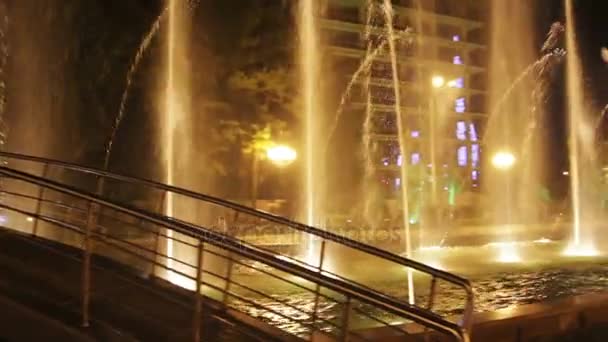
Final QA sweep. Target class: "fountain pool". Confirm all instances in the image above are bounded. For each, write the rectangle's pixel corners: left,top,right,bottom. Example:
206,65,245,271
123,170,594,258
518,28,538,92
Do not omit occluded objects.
228,239,608,336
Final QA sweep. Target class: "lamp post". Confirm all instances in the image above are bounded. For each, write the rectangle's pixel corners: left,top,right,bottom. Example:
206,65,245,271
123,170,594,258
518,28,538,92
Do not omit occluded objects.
428,75,460,203
491,150,516,224
429,75,458,210
251,144,297,209
429,75,445,209
425,74,462,244
420,74,450,248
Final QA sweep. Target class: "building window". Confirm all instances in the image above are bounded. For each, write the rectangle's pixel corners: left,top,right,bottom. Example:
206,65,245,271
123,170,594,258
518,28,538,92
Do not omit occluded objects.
456,77,465,88
455,97,466,113
371,62,392,79
374,112,397,134
471,144,480,168
411,152,421,165
370,86,396,105
411,130,420,138
457,146,467,166
456,121,467,141
453,55,463,65
469,123,478,141
452,35,461,42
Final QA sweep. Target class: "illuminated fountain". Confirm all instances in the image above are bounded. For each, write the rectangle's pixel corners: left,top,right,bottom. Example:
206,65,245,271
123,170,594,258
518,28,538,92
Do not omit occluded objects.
381,0,414,304
318,0,574,280
563,0,599,256
299,0,323,268
105,8,168,170
3,1,608,329
162,0,197,288
481,0,603,260
83,0,200,288
299,0,321,229
97,0,601,278
301,0,416,303
484,1,537,263
483,3,570,263
321,0,413,233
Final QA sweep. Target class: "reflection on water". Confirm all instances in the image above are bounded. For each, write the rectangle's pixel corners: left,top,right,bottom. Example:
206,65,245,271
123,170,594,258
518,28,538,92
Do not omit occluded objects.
230,248,608,336
472,264,608,312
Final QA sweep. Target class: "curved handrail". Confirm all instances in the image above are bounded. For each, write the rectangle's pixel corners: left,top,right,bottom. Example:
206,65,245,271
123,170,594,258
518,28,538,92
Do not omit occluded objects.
0,164,467,340
0,151,474,332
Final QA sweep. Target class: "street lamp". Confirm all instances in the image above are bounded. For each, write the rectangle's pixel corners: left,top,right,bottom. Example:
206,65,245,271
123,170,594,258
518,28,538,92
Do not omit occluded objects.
492,151,516,170
431,75,446,88
251,144,297,209
425,73,463,245
266,145,297,167
432,75,462,89
427,74,450,239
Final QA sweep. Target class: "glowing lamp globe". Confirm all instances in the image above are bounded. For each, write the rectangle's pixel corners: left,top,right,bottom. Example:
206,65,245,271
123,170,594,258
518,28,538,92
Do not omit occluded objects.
266,145,297,167
431,75,446,88
492,151,516,170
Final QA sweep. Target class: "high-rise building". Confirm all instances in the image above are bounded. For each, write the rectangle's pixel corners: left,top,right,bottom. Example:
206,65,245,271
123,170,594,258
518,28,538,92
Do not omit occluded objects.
320,0,488,207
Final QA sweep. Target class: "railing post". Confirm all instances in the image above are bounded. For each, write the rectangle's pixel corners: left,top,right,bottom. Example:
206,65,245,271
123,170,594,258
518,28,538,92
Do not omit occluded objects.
153,190,167,277
462,286,475,338
78,173,116,328
222,251,234,306
423,276,439,342
81,200,97,328
310,239,326,339
193,241,204,342
427,276,437,311
31,163,49,237
341,297,352,342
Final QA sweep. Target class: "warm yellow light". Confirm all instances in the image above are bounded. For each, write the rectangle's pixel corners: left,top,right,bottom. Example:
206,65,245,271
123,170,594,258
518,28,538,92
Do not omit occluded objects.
26,217,34,222
419,245,442,251
447,80,458,88
492,151,516,170
266,145,297,166
563,244,599,257
431,75,446,88
492,242,522,263
534,237,553,244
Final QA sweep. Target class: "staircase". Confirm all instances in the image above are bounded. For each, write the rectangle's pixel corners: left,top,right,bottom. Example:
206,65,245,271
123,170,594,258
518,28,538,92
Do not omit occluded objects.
0,152,474,341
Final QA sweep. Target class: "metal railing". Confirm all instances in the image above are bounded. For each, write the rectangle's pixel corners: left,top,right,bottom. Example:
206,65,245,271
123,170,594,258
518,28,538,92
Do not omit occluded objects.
0,151,474,341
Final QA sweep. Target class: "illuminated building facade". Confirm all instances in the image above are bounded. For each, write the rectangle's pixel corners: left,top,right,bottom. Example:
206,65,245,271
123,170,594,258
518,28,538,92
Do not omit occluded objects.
320,0,488,204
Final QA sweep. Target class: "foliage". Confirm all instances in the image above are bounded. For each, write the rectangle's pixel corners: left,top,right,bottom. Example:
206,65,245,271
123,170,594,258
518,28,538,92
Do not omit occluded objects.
8,0,296,197
228,68,299,122
201,1,297,192
189,2,298,198
217,121,288,157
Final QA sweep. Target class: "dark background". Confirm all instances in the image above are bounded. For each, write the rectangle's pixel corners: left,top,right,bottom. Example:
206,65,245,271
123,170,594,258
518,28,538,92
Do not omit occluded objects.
4,0,608,203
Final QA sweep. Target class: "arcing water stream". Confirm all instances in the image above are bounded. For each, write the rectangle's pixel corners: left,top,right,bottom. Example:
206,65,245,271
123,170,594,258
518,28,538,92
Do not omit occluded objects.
105,8,168,171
